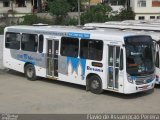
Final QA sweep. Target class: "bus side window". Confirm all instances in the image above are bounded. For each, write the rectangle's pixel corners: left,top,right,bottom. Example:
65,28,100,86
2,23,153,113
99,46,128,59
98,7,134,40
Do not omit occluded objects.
155,52,159,68
120,49,123,70
21,33,38,52
80,39,103,61
39,35,44,53
5,32,20,50
60,37,79,58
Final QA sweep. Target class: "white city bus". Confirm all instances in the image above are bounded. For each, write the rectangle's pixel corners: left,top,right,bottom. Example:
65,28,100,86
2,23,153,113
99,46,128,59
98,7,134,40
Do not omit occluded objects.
3,25,156,94
85,22,160,84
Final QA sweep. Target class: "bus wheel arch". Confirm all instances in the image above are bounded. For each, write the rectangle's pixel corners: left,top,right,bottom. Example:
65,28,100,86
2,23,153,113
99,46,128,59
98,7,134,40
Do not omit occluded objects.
86,73,103,94
24,63,37,81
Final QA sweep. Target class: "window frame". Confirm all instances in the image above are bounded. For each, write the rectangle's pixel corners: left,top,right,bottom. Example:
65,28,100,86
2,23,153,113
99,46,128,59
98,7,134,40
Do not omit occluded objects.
157,16,160,19
155,51,159,68
21,33,38,52
38,34,44,53
138,16,145,20
5,32,21,50
16,0,26,7
120,49,124,70
150,16,155,19
80,39,103,61
152,0,160,7
60,37,79,58
3,1,10,7
137,0,146,7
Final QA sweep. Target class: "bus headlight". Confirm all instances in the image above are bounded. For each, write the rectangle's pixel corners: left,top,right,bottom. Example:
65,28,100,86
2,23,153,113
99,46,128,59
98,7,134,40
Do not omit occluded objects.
127,75,134,84
156,75,159,81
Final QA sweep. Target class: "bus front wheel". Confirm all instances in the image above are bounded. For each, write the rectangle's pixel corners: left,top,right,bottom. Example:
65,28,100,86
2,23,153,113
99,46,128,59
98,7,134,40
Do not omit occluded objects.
89,75,103,94
25,64,37,81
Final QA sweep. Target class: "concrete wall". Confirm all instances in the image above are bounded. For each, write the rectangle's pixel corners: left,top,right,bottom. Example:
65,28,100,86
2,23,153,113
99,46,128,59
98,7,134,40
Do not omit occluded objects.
0,17,23,26
0,35,4,69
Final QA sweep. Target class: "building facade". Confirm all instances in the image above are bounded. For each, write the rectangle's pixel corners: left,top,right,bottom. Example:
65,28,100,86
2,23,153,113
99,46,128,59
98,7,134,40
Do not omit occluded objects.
0,0,159,20
0,0,45,17
130,0,160,20
0,0,32,14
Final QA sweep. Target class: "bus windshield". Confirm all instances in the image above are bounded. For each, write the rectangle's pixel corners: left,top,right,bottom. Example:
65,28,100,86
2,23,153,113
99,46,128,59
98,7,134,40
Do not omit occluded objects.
125,36,154,76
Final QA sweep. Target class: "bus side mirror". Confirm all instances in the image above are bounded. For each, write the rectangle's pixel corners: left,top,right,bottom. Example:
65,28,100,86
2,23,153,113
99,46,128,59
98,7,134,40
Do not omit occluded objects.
120,49,123,70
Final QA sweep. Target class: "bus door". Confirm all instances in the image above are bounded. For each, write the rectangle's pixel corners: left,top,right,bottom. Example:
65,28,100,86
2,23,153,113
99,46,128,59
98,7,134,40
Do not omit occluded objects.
107,45,121,90
47,39,59,78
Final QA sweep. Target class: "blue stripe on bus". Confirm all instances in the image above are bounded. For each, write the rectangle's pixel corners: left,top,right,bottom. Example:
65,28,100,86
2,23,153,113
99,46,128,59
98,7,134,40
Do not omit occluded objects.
67,32,90,39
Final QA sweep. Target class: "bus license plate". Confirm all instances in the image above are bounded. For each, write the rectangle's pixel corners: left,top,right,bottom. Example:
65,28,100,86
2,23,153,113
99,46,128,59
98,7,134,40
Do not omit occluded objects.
142,85,149,89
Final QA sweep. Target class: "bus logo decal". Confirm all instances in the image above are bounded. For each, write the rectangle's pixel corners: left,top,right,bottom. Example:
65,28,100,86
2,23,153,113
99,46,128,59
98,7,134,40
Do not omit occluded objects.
87,66,103,72
17,54,42,65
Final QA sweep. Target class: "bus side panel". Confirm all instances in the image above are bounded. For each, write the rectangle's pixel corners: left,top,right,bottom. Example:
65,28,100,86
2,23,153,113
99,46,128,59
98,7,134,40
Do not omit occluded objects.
58,55,86,85
35,65,46,78
58,55,106,87
3,49,46,77
3,49,24,72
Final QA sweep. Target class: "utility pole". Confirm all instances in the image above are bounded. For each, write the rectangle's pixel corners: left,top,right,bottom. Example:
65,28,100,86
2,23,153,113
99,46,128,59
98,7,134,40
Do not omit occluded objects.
11,0,13,12
11,0,14,17
78,0,81,26
125,0,130,10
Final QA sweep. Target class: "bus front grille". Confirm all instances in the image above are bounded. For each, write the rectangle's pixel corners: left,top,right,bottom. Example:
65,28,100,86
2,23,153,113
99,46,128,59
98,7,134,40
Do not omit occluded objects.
135,75,154,85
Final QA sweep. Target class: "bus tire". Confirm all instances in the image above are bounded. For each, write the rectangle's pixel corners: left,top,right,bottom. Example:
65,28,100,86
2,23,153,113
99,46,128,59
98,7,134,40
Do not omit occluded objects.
25,64,37,81
89,75,103,94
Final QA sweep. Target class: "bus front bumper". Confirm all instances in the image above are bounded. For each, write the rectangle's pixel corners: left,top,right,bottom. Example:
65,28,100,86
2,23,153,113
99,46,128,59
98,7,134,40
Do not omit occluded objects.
124,79,155,94
155,75,160,84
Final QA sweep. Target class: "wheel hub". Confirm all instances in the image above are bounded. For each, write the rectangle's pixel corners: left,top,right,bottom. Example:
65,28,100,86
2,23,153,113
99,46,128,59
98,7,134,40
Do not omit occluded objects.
91,80,99,89
27,67,34,78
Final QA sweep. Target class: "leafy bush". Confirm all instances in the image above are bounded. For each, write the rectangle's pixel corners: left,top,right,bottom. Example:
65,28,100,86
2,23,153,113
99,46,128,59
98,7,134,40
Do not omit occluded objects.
49,0,70,24
80,4,112,25
0,26,4,34
64,18,78,25
19,14,53,25
110,8,135,21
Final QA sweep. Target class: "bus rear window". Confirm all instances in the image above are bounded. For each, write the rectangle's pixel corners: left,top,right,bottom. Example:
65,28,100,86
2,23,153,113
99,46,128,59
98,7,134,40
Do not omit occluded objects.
80,39,103,61
5,32,20,50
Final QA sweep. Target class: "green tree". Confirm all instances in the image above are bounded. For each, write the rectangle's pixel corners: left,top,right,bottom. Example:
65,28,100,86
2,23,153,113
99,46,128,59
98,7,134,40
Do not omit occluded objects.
0,26,4,34
81,4,112,25
19,14,53,25
110,7,135,21
49,0,70,24
67,0,79,12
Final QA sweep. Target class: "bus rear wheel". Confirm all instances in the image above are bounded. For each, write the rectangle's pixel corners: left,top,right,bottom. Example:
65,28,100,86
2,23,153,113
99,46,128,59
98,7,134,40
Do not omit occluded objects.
89,75,103,94
25,64,37,81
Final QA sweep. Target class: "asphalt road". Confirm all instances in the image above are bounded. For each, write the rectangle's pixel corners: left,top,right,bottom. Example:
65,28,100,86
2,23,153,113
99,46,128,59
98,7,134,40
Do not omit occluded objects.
0,70,160,114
